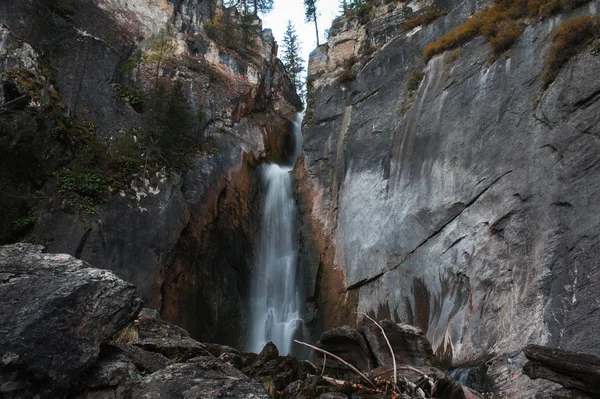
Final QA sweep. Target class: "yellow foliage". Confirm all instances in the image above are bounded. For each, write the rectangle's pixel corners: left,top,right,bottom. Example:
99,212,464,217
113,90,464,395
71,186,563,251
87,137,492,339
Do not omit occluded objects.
403,9,447,31
423,0,588,61
542,15,600,88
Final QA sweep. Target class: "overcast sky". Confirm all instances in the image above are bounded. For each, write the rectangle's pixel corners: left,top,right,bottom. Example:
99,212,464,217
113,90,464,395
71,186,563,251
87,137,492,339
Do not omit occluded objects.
262,0,340,67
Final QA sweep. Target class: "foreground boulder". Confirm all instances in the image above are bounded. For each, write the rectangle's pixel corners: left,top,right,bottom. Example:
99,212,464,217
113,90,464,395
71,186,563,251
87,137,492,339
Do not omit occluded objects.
243,341,317,391
0,244,274,398
131,356,271,399
131,308,212,361
0,243,143,396
317,325,377,379
360,320,437,369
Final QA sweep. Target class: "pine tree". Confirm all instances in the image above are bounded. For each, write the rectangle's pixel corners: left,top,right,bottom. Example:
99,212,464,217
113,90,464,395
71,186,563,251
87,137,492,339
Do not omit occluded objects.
251,0,273,15
281,21,306,98
304,0,320,46
164,81,193,136
339,0,349,14
226,0,273,15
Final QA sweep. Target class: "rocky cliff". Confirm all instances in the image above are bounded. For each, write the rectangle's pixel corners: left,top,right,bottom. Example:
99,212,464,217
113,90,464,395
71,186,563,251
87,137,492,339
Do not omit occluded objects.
0,0,301,347
298,0,600,396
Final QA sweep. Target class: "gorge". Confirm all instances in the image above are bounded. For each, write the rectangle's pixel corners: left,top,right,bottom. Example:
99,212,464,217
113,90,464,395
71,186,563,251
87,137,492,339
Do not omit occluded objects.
1,0,600,397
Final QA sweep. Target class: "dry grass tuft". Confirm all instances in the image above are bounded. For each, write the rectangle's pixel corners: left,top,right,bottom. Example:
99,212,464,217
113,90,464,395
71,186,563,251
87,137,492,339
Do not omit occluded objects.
403,9,448,31
406,71,425,92
423,0,589,61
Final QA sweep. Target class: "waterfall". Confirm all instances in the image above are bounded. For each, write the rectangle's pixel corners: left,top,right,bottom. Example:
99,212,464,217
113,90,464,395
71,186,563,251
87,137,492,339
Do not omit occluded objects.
248,114,304,355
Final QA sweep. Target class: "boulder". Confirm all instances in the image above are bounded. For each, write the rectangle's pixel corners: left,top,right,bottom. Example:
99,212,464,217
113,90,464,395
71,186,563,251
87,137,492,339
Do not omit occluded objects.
72,345,140,399
132,308,212,362
0,244,143,396
109,342,171,373
244,342,318,391
360,320,437,368
282,375,340,399
131,356,270,398
433,375,485,399
317,326,377,379
523,344,600,395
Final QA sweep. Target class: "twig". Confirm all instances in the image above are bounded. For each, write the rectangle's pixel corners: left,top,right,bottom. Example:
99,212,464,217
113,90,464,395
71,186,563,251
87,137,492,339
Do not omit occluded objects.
358,312,397,390
322,376,346,386
0,94,29,109
294,339,377,389
372,365,431,379
321,353,327,376
398,366,430,378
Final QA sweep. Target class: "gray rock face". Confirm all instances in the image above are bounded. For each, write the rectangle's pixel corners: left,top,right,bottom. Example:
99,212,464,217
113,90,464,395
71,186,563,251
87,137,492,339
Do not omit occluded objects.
170,0,216,32
0,0,301,349
0,243,143,395
299,0,600,396
131,356,270,399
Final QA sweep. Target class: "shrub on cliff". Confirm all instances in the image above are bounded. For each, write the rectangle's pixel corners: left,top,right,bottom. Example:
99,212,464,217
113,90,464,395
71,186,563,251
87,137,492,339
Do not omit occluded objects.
542,15,600,88
145,29,179,90
342,0,376,23
204,12,260,53
403,9,447,31
406,71,425,92
423,0,589,61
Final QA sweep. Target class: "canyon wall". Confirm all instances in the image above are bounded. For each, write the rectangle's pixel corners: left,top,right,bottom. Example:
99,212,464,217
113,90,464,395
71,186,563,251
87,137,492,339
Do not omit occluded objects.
0,0,300,346
298,0,600,395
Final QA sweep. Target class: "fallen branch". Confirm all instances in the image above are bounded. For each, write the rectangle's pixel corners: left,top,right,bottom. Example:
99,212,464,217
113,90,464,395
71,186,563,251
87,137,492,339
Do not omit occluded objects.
0,94,29,110
358,312,397,389
372,365,432,379
294,339,377,389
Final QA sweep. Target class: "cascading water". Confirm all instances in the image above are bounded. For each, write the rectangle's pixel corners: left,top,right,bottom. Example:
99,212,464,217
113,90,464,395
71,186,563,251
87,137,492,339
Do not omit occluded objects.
248,114,305,355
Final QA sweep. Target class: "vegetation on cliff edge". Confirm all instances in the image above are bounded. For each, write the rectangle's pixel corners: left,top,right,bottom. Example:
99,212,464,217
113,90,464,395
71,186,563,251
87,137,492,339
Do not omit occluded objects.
542,15,600,88
423,0,591,61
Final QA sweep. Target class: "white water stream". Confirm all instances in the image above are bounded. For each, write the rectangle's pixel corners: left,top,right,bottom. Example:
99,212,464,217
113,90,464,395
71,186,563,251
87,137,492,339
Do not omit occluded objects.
248,115,304,355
